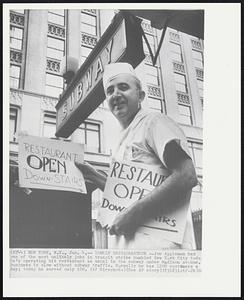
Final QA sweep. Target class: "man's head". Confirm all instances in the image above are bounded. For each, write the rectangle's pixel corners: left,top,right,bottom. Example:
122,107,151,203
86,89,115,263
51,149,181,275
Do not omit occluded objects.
103,63,145,129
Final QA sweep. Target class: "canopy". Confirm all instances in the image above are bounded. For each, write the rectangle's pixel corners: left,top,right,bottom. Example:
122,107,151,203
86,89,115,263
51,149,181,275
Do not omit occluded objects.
126,9,204,39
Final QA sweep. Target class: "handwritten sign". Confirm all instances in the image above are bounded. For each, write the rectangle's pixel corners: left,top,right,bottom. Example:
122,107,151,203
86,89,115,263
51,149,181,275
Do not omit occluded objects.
18,135,87,194
97,160,190,244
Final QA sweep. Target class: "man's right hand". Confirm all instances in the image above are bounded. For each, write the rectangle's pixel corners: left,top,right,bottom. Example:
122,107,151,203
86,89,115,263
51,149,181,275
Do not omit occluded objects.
74,159,107,192
74,160,97,183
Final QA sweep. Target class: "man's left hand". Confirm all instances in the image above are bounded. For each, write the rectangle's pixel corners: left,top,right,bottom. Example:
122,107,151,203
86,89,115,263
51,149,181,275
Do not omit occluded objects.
109,208,139,236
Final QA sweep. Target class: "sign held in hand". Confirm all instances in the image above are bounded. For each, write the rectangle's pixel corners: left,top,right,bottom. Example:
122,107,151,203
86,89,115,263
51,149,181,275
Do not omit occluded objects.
18,134,87,194
97,160,190,244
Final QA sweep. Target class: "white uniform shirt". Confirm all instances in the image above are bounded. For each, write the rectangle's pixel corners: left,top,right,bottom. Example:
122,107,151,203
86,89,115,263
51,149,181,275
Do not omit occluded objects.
108,109,195,250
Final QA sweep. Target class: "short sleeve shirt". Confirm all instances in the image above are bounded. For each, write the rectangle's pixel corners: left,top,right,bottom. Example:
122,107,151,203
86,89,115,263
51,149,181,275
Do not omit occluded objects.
108,109,195,250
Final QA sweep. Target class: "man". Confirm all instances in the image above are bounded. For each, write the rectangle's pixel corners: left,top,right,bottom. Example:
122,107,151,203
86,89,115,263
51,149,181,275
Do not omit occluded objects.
75,62,198,249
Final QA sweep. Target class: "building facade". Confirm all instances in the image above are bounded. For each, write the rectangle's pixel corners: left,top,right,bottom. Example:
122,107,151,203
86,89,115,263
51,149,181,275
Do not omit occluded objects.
9,9,203,249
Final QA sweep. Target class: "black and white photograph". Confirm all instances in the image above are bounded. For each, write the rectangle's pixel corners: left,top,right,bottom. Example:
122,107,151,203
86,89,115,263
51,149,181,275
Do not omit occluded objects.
8,7,203,250
3,3,240,298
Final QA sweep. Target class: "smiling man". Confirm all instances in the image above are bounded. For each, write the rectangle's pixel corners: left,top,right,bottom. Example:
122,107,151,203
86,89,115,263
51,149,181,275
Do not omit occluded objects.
75,62,198,250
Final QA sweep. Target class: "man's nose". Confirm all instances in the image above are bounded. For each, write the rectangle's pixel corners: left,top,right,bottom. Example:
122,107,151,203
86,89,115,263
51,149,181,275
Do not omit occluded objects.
110,89,122,103
112,87,121,98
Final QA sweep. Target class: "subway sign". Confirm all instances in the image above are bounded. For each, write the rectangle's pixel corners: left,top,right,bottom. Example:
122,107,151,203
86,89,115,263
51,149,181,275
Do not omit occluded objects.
56,11,145,138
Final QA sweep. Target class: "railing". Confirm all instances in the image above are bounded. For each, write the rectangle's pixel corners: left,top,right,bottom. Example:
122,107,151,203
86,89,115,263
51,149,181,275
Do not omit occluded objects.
173,61,185,73
81,33,97,47
196,67,204,79
169,31,180,43
147,85,161,98
177,91,190,105
48,23,65,38
141,20,154,35
46,58,61,74
10,50,22,64
191,39,202,50
10,12,24,26
82,9,96,15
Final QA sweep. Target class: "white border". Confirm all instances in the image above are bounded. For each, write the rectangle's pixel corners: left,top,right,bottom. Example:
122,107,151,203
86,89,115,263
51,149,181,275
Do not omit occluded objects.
3,3,241,297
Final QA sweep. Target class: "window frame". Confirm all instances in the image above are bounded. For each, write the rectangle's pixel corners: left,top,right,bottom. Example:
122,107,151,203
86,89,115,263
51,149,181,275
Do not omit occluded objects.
77,121,101,153
187,140,203,174
178,103,193,125
147,96,166,113
174,72,188,93
46,36,65,60
80,45,93,64
142,20,165,113
10,25,24,50
143,33,156,56
10,10,27,90
170,41,183,63
192,49,204,69
81,10,97,36
10,64,21,89
197,78,204,98
10,106,20,142
46,10,66,97
42,112,57,138
48,10,65,26
80,10,99,66
45,72,64,98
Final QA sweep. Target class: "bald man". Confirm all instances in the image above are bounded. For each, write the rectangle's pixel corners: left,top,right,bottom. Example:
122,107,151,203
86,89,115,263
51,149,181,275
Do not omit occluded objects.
75,62,198,250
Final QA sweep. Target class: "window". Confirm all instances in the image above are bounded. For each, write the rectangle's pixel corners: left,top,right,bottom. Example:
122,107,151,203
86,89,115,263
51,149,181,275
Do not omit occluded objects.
143,33,155,55
148,97,165,112
48,10,65,26
81,46,93,64
47,37,65,60
43,112,71,140
10,26,23,50
141,19,165,113
46,14,65,97
10,11,26,90
178,104,192,125
81,11,97,35
174,73,188,93
145,65,159,86
43,113,57,138
10,65,21,88
197,79,204,98
170,42,183,62
10,107,19,142
80,10,98,65
192,49,204,68
76,122,101,153
45,73,64,98
188,141,203,175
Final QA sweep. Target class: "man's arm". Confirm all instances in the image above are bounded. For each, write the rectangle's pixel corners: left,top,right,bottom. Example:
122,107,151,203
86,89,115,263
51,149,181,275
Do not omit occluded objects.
75,160,107,192
109,141,198,235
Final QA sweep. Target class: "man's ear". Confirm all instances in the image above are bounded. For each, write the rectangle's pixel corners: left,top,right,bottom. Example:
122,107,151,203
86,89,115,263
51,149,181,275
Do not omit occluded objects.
139,90,145,102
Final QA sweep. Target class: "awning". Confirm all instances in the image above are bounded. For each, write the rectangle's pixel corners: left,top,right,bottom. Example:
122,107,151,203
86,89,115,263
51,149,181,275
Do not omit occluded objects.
126,9,204,39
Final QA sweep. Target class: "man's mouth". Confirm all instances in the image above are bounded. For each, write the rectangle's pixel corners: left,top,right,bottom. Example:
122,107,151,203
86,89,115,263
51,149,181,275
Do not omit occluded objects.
113,101,125,110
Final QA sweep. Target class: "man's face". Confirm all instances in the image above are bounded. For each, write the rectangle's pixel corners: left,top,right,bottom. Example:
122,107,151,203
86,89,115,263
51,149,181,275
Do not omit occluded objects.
105,74,144,127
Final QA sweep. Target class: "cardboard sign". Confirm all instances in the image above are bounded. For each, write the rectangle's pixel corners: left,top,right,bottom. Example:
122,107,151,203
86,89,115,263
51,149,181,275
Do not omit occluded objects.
97,160,190,244
18,135,87,194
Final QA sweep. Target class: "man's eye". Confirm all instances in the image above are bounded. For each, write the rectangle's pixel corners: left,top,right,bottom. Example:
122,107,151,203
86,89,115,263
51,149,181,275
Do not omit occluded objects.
106,88,113,95
119,84,129,91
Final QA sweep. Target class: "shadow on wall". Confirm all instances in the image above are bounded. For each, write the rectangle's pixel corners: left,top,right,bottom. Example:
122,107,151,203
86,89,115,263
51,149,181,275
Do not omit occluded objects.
9,164,92,248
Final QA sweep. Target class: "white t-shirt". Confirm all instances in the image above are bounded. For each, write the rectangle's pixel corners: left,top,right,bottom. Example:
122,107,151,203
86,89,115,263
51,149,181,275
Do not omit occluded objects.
108,109,195,250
